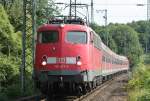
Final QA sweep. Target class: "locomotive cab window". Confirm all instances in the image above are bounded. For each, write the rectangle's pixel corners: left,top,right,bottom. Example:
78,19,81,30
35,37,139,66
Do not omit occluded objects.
38,31,59,43
66,31,87,44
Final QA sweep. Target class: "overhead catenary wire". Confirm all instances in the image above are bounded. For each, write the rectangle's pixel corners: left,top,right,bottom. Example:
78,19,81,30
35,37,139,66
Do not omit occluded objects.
89,3,149,6
55,0,148,24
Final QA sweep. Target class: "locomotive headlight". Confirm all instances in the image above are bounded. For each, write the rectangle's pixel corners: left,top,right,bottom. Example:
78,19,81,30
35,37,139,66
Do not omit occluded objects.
42,61,47,66
77,61,82,66
60,24,65,28
76,56,82,66
42,55,47,66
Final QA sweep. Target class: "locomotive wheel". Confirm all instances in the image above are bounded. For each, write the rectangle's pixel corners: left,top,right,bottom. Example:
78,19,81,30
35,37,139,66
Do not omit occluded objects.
86,82,92,92
83,83,91,94
100,76,103,84
92,80,97,89
40,83,48,95
34,80,40,89
76,85,82,96
46,94,54,101
72,83,76,93
82,84,87,94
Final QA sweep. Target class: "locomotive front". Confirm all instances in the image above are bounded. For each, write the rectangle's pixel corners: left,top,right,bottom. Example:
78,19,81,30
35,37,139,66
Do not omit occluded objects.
34,24,91,94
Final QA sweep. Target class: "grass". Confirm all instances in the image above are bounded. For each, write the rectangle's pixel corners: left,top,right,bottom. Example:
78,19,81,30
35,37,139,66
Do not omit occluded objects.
128,54,150,101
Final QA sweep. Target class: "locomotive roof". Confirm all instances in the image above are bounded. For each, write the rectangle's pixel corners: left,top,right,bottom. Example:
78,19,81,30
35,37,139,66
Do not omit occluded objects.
37,24,89,32
38,16,89,31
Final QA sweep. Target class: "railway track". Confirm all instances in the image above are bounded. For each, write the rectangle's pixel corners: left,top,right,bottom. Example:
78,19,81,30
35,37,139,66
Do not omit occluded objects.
74,73,127,101
16,73,128,101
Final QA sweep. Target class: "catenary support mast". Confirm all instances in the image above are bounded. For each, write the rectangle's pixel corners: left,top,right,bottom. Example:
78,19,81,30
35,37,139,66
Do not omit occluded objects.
21,0,36,94
148,0,150,20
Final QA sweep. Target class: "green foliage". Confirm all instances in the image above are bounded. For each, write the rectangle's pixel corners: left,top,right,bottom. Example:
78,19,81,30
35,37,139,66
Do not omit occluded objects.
0,0,15,9
137,92,150,101
128,21,150,53
143,53,150,64
128,62,150,101
0,54,35,99
0,0,23,31
0,93,9,101
1,0,60,30
0,55,21,100
23,75,37,96
0,4,21,56
0,54,20,87
4,83,21,98
0,4,22,100
36,0,60,25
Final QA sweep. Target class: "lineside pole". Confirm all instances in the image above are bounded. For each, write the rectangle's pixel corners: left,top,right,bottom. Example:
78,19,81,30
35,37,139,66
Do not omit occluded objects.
91,0,94,23
147,0,150,20
32,0,36,64
69,0,72,17
104,10,108,46
21,0,36,95
21,0,27,94
75,0,77,18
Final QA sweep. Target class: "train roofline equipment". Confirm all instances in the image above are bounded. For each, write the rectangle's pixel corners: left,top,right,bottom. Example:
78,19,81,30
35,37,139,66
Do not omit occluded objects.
46,16,87,25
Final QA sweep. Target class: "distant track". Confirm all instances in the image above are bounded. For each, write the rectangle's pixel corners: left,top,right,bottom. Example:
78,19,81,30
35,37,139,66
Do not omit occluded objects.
74,73,127,101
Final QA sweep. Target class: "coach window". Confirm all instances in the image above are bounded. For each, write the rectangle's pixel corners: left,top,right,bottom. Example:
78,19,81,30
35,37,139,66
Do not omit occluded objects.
90,32,94,43
93,35,99,48
98,37,101,49
113,59,114,64
102,56,105,62
39,31,59,43
93,34,97,46
66,31,87,44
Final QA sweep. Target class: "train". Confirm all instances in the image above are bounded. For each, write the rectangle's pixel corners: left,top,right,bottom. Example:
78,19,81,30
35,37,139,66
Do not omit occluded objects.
33,16,129,95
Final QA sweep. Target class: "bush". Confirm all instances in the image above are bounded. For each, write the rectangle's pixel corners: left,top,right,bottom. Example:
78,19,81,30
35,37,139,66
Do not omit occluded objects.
128,62,150,101
0,55,19,86
143,54,150,64
138,92,150,101
5,84,21,99
0,4,21,56
0,93,9,101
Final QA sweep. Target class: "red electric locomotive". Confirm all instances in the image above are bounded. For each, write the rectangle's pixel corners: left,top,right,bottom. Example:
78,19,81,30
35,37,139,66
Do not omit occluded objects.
33,16,129,95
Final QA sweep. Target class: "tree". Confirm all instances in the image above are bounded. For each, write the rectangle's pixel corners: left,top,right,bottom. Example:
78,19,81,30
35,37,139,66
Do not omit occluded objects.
0,5,21,100
36,0,60,25
128,21,150,53
0,0,60,30
0,4,21,56
109,24,143,67
0,0,15,9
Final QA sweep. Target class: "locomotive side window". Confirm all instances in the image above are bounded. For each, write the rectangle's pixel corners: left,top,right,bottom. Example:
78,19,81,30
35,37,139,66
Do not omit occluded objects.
39,31,59,43
66,31,87,44
102,56,105,62
92,31,101,50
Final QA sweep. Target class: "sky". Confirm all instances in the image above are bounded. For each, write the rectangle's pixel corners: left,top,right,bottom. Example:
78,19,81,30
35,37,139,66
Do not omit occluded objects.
54,0,147,25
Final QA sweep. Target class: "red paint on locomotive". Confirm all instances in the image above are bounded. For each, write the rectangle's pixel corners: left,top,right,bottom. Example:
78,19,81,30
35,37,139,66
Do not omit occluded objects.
33,21,129,95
